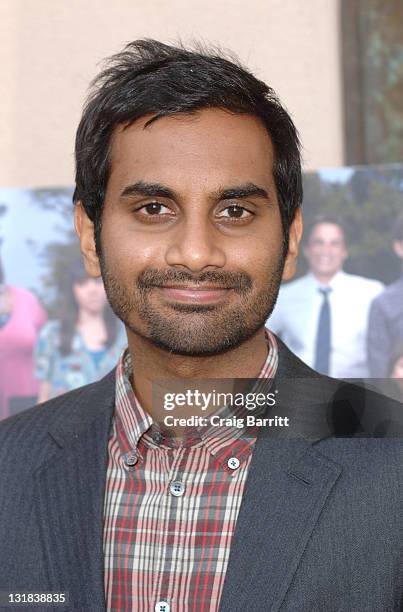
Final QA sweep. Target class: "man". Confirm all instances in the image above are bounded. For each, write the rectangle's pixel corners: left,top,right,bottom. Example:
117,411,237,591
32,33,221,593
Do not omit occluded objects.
0,40,402,612
268,216,384,377
368,210,403,377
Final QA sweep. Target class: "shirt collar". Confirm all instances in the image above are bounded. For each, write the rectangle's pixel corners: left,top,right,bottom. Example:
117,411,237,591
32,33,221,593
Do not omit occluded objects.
114,329,279,464
309,269,346,290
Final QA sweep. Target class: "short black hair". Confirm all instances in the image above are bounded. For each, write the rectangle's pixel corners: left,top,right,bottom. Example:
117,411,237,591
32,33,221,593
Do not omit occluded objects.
73,39,302,252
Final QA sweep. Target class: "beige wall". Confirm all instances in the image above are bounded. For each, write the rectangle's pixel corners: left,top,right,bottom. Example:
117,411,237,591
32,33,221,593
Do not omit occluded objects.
0,0,343,187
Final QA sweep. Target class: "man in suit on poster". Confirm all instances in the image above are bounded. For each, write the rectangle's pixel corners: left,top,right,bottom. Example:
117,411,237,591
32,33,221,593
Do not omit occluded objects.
0,40,402,612
267,217,384,377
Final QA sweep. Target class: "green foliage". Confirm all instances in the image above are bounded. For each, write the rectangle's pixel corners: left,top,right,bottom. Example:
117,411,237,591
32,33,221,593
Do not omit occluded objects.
363,0,403,163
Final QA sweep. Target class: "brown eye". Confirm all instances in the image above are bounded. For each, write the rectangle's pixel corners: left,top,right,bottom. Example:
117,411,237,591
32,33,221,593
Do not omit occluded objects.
143,203,165,215
135,202,174,217
227,206,245,218
133,201,175,224
218,205,252,219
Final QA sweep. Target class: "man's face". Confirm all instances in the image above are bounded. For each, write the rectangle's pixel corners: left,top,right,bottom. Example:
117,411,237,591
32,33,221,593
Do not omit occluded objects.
78,108,301,356
304,222,348,280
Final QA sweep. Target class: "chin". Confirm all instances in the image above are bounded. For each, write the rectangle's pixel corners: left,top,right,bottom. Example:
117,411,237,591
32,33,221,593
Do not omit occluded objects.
315,267,337,277
127,315,265,357
147,336,241,357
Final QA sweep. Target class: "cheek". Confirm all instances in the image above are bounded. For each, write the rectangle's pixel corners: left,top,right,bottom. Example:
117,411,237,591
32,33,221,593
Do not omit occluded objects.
336,248,347,259
304,248,317,262
234,235,281,277
102,222,164,272
73,291,86,307
73,286,84,298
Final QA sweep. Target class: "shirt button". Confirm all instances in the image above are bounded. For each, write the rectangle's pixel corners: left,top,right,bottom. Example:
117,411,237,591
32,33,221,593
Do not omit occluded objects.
170,481,185,497
155,601,170,612
227,457,240,470
152,430,163,444
124,451,138,467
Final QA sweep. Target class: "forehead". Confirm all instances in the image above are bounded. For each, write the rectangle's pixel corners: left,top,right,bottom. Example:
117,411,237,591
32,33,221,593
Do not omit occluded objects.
309,223,345,243
107,108,275,192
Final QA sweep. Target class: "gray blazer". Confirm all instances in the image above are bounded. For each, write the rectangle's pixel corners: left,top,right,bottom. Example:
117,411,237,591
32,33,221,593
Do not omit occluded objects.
0,339,402,611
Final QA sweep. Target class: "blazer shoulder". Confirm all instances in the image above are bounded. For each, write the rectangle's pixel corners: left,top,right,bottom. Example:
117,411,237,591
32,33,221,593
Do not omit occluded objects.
0,369,116,460
275,335,403,439
371,277,403,307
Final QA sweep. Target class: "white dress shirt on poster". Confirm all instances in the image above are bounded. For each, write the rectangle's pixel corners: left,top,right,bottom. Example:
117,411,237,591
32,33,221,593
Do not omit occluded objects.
267,270,384,378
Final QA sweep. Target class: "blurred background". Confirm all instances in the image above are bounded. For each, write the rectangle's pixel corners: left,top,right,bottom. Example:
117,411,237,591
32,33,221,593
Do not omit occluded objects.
0,0,402,418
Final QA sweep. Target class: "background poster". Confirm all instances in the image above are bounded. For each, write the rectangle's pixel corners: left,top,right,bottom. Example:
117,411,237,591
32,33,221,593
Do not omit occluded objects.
0,164,402,419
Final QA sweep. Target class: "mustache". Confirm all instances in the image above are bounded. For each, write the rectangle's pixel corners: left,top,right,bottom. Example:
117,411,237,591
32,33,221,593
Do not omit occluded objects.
137,269,253,292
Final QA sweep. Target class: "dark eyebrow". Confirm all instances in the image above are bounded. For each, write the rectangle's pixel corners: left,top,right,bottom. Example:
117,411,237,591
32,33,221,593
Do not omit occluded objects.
120,180,270,202
217,183,270,201
120,181,176,199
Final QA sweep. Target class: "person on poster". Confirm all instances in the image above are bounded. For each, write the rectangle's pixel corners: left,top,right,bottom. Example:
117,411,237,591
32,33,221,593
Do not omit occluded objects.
0,252,47,419
34,258,127,400
367,210,403,377
267,216,384,377
0,40,402,612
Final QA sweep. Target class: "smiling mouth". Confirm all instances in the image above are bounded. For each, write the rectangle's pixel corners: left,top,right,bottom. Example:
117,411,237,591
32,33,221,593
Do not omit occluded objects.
156,285,232,304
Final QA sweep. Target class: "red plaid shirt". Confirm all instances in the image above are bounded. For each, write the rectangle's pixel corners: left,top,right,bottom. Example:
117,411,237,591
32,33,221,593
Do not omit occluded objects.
103,330,278,611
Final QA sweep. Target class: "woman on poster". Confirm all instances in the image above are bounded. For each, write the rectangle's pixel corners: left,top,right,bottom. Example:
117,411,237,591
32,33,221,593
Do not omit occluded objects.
35,259,126,401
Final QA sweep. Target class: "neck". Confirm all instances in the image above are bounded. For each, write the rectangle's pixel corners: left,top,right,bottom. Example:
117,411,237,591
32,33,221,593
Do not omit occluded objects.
312,270,340,286
77,309,103,326
126,327,269,425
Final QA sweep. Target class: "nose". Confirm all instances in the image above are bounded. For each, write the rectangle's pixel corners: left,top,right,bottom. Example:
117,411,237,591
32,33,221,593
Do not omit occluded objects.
165,217,226,272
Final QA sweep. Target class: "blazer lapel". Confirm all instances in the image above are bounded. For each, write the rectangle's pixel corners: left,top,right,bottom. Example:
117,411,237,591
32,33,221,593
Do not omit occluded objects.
218,436,341,612
219,338,343,612
33,372,116,611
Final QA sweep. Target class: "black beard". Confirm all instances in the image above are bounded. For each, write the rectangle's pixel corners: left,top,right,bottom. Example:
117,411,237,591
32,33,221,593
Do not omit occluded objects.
99,257,285,356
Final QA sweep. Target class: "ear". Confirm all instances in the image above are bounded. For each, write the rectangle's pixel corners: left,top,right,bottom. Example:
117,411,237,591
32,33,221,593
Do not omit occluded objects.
393,240,403,259
282,207,303,282
74,202,101,277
